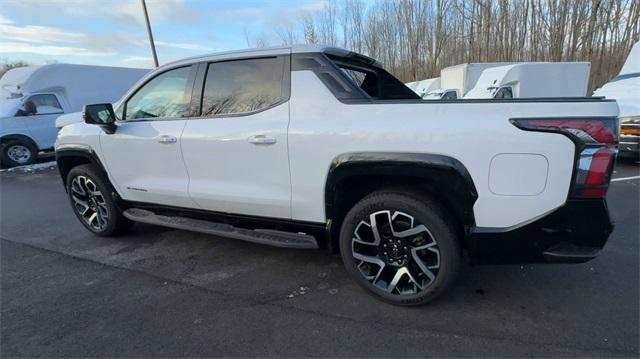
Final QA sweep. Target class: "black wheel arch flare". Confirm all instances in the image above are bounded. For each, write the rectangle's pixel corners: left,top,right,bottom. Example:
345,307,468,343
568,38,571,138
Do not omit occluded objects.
324,152,479,249
55,145,110,190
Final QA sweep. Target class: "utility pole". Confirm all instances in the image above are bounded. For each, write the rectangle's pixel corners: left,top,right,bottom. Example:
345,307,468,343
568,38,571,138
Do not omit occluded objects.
141,0,159,67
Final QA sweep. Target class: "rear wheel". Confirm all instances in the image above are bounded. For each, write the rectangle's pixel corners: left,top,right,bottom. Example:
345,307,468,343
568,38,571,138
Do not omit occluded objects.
66,164,132,236
339,190,460,306
1,139,37,167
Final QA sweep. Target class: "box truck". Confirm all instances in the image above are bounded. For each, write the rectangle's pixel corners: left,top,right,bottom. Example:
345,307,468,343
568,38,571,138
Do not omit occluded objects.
426,63,514,99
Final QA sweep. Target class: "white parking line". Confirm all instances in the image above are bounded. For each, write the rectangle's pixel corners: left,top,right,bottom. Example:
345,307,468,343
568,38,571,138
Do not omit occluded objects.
611,175,640,182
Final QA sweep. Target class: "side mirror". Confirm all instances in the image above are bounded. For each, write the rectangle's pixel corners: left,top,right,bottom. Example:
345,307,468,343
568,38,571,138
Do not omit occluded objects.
83,103,117,134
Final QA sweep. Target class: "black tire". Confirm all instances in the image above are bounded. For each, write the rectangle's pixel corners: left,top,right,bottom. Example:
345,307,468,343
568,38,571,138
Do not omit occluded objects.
339,190,460,306
1,139,37,167
66,164,132,236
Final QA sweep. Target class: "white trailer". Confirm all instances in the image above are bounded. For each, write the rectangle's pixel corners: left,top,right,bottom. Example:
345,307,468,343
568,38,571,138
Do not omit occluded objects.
0,64,148,166
464,62,590,99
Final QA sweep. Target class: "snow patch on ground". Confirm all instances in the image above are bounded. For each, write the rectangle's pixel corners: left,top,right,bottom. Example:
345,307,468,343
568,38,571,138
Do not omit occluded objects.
0,161,57,173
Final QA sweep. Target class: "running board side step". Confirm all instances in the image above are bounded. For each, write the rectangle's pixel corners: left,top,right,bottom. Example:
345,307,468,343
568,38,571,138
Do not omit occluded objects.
123,208,319,249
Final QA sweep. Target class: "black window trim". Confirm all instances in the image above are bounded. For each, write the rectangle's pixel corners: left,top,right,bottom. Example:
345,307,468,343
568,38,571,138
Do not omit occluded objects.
291,52,370,101
327,53,421,100
293,52,422,102
330,58,380,97
118,64,198,123
187,55,292,120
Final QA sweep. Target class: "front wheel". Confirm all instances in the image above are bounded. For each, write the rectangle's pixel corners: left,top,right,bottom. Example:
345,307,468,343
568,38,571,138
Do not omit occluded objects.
1,140,37,167
339,191,460,306
66,164,132,236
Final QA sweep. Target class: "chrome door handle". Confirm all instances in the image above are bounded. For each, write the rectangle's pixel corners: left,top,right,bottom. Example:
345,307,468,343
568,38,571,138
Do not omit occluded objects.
157,135,177,144
248,135,277,145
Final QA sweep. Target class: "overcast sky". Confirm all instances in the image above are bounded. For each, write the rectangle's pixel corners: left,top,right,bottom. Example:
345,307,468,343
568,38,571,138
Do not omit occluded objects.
0,0,326,69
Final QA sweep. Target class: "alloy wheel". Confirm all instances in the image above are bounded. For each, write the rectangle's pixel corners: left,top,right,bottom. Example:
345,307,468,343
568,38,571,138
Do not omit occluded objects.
70,175,109,231
351,210,440,295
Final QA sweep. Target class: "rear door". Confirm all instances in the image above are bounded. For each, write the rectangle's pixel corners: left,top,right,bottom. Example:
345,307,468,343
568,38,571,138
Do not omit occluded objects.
181,55,292,218
100,65,199,208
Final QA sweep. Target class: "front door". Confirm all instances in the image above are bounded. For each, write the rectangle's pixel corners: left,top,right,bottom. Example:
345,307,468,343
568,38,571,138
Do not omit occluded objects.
22,93,64,149
100,65,198,208
181,55,292,219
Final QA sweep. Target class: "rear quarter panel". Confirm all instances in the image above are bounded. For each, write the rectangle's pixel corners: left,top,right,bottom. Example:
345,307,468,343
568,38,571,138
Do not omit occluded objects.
288,70,618,228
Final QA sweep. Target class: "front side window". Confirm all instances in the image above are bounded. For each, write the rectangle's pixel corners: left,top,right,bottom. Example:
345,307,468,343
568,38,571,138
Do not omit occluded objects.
201,57,286,116
19,94,63,116
125,66,192,120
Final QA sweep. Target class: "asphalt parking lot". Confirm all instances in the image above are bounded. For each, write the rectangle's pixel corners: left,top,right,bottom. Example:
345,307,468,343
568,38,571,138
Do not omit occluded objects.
1,160,638,357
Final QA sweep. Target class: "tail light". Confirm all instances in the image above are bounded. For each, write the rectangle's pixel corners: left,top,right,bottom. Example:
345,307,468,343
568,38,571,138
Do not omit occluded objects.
510,118,619,198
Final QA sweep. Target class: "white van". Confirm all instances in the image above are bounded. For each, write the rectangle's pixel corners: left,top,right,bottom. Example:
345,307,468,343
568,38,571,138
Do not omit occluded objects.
426,63,514,100
464,62,590,99
0,64,148,166
405,77,441,98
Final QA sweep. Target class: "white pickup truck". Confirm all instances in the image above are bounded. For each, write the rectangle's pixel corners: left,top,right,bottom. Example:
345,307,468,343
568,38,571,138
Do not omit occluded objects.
55,45,619,305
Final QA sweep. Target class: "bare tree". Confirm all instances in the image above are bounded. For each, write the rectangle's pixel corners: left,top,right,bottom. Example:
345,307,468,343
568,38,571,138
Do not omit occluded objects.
300,12,319,44
253,33,271,48
247,0,639,89
275,19,298,46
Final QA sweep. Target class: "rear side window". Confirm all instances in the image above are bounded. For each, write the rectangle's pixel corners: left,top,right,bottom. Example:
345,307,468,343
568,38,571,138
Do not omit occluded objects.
201,57,286,116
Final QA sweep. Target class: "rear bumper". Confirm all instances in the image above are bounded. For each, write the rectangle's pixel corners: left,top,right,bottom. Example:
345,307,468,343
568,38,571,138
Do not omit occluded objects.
468,199,613,265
